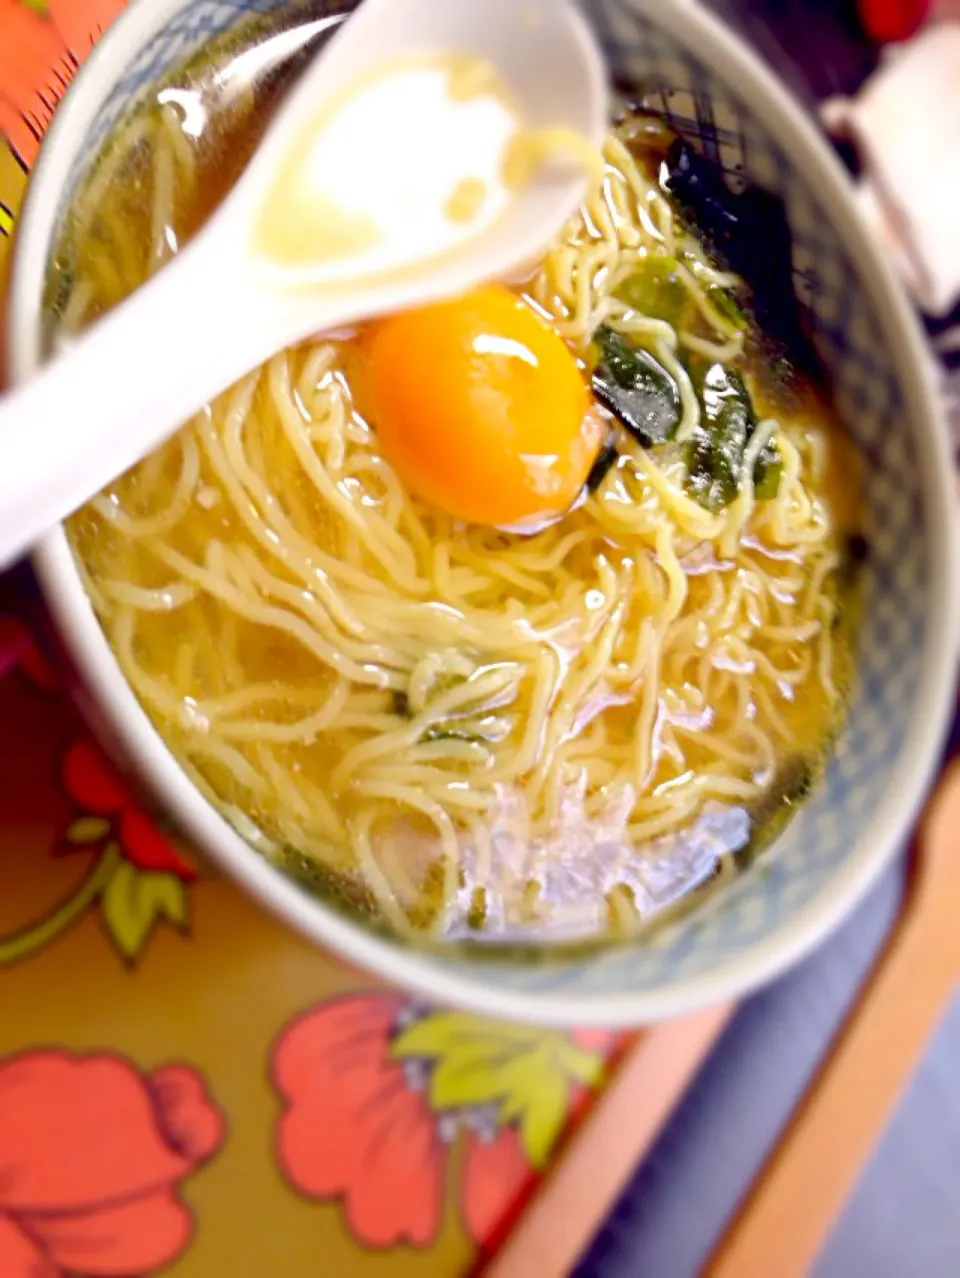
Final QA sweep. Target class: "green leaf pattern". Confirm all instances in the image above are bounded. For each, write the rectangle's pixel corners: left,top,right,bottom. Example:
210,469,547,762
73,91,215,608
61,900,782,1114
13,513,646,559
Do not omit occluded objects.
99,856,189,960
392,1013,606,1169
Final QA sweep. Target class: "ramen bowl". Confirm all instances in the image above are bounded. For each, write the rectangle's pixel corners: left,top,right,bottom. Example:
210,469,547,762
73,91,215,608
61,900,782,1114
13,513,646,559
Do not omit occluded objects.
7,0,958,1026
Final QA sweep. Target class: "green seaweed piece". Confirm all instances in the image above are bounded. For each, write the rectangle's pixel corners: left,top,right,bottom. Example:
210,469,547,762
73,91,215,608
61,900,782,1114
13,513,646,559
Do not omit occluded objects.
591,325,681,448
615,255,689,326
684,359,781,510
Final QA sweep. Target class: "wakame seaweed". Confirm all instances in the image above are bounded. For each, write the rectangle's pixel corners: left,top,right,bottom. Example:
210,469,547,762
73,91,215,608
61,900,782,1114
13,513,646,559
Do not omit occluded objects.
846,533,870,565
833,533,870,625
684,360,782,510
733,757,816,870
585,435,619,492
591,326,681,447
393,687,510,747
392,689,410,717
841,532,870,585
615,257,746,336
422,713,512,746
664,140,819,379
614,255,690,329
590,327,782,509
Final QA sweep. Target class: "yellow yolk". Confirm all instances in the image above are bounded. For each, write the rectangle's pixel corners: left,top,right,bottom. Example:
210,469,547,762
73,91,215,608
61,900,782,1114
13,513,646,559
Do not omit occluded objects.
362,286,601,527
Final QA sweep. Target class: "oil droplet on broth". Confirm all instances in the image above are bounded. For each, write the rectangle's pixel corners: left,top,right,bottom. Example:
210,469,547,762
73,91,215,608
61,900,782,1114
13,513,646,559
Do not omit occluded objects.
445,177,488,224
253,52,521,279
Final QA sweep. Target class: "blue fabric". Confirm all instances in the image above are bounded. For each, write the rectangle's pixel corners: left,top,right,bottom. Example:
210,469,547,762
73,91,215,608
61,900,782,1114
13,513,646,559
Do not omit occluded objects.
576,859,907,1276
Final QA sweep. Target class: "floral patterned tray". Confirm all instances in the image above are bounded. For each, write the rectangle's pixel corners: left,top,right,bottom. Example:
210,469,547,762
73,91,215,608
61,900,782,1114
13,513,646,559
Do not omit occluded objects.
0,4,730,1275
0,607,647,1277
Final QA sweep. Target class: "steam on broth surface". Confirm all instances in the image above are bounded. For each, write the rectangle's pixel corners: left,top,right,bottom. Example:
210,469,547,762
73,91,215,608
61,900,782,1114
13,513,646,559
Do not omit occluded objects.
50,6,861,946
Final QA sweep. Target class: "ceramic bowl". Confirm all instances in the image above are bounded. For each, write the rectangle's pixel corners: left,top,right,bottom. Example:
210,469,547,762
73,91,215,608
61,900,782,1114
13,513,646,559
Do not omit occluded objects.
8,0,959,1025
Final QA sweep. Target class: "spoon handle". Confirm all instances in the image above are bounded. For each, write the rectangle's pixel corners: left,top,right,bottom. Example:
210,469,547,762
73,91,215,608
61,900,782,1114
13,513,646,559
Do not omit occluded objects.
0,245,266,569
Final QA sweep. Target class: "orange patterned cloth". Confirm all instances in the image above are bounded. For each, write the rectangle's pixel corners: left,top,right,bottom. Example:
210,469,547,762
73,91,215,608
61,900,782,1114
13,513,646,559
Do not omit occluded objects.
0,7,630,1274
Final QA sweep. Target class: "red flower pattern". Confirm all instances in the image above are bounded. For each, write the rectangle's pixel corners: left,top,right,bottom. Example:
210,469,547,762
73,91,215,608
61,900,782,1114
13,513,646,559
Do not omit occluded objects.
460,1122,536,1255
275,994,446,1247
857,0,931,42
272,995,604,1251
62,737,197,880
0,1049,225,1277
0,613,58,689
0,0,128,169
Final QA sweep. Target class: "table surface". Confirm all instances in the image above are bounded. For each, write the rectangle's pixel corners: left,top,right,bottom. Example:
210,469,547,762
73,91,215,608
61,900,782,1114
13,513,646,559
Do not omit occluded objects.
579,3,960,1274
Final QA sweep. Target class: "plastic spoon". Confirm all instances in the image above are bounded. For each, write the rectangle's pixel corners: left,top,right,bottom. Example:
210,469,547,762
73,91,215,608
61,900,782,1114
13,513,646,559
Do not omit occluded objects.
0,0,607,569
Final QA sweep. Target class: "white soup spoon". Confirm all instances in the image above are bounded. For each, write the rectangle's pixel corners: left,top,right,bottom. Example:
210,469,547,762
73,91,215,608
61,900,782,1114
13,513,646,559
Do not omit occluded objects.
0,0,607,569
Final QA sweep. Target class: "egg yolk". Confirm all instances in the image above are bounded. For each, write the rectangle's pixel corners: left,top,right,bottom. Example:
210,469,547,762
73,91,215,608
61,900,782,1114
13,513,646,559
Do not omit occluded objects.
362,286,601,527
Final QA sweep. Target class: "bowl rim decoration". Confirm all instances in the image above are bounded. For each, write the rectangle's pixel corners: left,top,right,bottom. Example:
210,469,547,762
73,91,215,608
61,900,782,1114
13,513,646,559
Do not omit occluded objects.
8,0,959,1026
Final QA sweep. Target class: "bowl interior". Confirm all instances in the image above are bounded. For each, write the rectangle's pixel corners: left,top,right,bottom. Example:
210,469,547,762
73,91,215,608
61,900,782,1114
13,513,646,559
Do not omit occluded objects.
15,0,958,1023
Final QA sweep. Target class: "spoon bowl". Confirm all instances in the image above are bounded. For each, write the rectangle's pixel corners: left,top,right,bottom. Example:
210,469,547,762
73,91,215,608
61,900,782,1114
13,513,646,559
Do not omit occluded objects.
0,0,607,571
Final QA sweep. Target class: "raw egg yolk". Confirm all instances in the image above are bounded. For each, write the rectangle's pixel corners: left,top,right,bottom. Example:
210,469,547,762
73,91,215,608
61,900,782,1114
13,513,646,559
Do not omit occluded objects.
362,286,601,527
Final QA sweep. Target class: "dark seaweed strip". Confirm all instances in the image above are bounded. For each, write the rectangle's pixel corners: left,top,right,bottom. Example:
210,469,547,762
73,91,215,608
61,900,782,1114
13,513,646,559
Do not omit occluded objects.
733,757,815,870
585,436,620,492
664,140,820,379
591,326,681,447
684,360,782,510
